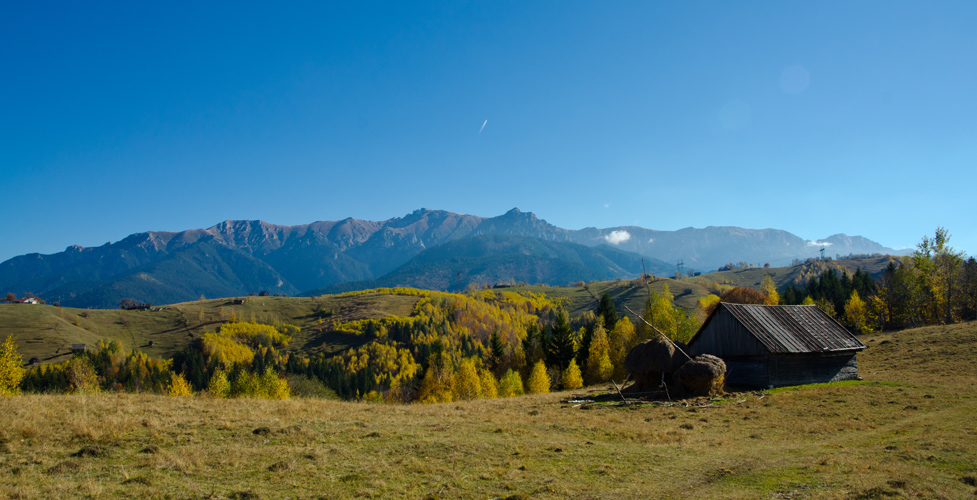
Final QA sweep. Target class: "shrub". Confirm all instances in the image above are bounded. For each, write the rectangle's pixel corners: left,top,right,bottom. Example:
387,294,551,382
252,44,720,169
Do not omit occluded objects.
261,369,290,400
230,368,289,399
168,373,193,397
65,356,100,394
231,371,261,398
286,375,338,399
208,370,231,398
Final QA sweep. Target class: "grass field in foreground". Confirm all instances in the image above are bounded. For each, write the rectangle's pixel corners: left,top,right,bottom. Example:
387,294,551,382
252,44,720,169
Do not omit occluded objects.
1,322,976,499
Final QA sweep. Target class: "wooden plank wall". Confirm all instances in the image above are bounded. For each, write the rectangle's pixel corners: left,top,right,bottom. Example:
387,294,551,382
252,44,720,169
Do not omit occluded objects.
690,308,769,357
722,353,859,388
724,357,770,388
770,353,858,387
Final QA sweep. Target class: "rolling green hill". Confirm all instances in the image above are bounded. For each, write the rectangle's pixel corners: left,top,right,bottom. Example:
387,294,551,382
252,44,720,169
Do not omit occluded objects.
0,257,901,367
0,293,420,366
690,256,904,292
504,277,712,319
2,275,708,367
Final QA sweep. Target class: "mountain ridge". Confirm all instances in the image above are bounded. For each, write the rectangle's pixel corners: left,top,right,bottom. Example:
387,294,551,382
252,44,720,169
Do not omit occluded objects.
0,208,906,308
305,234,668,295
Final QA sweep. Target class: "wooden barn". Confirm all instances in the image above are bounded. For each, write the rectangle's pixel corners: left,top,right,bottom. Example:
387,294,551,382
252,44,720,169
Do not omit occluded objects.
687,303,866,388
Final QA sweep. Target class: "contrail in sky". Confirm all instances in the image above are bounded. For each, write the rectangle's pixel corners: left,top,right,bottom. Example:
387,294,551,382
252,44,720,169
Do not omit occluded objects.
479,120,487,134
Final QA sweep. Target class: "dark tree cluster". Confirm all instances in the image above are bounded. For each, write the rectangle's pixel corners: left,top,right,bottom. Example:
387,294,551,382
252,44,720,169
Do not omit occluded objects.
781,268,875,313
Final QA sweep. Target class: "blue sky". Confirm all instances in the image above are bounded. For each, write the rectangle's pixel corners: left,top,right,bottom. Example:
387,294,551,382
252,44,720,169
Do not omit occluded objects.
2,1,975,263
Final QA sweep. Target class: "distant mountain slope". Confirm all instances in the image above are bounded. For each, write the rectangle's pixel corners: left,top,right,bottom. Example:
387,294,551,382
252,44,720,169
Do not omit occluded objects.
0,207,905,308
43,239,297,308
571,226,835,272
305,234,662,294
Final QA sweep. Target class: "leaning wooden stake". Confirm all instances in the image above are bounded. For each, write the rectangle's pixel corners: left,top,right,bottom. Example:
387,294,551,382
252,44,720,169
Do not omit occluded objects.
611,374,631,405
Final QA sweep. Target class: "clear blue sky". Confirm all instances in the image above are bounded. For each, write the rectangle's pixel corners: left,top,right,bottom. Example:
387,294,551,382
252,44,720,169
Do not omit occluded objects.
2,1,975,263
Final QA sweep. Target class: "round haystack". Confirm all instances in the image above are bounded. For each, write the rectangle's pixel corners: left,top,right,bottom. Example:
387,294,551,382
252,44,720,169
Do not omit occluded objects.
623,339,688,392
675,354,726,397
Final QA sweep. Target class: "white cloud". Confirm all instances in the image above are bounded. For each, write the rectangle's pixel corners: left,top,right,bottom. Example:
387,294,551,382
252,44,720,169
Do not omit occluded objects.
806,240,833,247
604,230,631,245
603,203,610,208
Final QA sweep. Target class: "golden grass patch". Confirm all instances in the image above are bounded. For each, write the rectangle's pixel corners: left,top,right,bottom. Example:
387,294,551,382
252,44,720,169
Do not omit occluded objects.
1,322,976,498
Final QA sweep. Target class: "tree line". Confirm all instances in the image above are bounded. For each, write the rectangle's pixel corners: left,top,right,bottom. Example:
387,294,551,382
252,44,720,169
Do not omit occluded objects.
774,228,975,332
1,286,708,402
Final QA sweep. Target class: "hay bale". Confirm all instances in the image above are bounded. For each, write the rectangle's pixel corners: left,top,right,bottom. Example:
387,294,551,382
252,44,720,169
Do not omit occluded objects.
675,354,726,397
623,339,688,392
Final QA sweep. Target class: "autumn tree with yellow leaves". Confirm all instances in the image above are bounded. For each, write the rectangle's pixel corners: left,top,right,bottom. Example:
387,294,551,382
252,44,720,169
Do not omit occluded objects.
526,360,551,394
0,335,25,396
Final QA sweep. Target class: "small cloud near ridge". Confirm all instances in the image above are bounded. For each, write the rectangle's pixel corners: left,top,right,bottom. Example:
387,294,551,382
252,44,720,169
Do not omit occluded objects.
806,240,833,247
604,230,631,245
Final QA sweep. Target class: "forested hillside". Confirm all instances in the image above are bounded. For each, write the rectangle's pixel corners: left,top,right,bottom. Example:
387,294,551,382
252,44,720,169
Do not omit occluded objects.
3,282,702,403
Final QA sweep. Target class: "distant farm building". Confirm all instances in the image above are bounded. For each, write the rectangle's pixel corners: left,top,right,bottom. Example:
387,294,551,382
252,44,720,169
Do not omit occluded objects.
16,297,40,304
687,303,866,388
71,343,87,353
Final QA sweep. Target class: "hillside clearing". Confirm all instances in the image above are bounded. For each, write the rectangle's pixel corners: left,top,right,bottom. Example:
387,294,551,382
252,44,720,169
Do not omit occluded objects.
1,322,975,499
0,293,420,364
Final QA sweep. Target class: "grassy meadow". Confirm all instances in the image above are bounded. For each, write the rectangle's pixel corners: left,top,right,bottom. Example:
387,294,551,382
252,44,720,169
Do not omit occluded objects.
2,321,976,499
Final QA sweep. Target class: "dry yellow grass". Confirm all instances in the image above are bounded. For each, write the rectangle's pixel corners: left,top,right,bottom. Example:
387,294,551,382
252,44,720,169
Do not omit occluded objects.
2,322,976,499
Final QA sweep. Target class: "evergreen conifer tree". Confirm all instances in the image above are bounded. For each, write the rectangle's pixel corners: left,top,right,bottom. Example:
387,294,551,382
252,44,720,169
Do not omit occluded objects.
596,293,619,330
545,308,576,370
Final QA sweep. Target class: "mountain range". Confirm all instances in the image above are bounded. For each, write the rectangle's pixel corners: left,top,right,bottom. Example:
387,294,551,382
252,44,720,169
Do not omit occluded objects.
0,208,903,308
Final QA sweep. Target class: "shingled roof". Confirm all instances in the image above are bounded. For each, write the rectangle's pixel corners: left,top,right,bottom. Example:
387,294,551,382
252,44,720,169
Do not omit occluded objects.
694,303,866,354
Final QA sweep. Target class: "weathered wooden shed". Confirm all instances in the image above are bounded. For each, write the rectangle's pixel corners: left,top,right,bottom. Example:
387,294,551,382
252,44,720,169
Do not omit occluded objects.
687,303,866,388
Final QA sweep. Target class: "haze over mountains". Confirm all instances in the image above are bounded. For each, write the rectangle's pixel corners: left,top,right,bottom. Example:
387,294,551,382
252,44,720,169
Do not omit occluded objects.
0,208,903,308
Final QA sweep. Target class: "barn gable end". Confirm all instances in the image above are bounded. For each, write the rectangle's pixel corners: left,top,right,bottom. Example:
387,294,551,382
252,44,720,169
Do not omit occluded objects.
687,303,866,388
